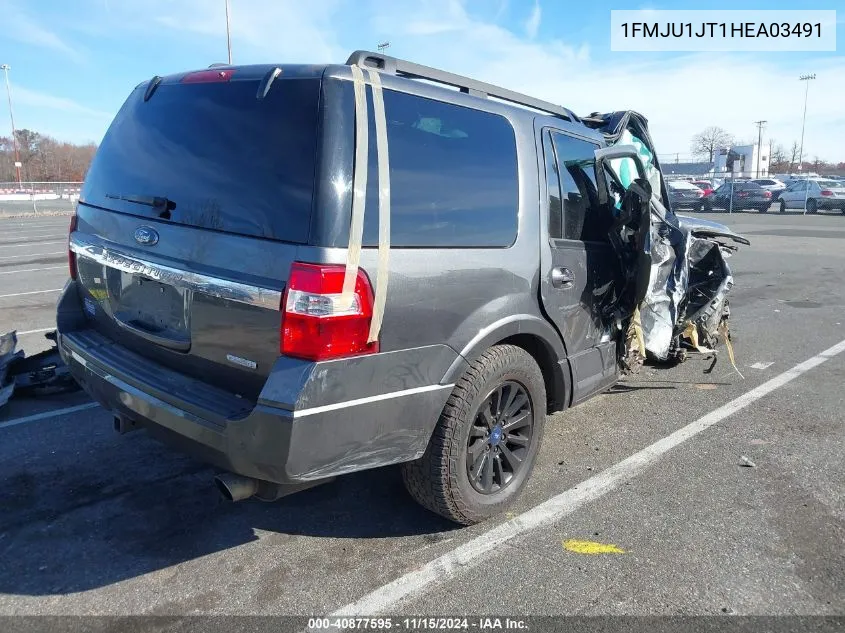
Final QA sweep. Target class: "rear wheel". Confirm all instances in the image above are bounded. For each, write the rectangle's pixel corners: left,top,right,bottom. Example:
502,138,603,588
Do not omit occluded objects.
780,199,787,213
807,198,818,214
402,344,546,525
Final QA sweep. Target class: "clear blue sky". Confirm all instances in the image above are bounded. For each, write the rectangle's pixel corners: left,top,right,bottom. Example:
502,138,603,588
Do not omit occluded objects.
1,0,842,160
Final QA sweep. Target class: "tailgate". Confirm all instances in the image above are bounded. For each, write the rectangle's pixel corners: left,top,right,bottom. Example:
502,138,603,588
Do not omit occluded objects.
71,209,296,401
70,68,323,401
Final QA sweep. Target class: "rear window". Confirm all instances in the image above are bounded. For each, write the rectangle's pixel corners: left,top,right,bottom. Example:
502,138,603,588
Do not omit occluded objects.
81,77,320,243
819,180,844,188
356,87,518,247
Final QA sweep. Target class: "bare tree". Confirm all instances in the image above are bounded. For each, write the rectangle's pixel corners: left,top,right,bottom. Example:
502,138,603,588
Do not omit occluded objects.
0,129,97,182
769,142,789,173
690,126,734,163
788,140,800,171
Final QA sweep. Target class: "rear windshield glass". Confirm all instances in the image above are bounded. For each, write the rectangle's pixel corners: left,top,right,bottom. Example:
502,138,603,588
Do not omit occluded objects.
819,180,844,188
81,77,320,243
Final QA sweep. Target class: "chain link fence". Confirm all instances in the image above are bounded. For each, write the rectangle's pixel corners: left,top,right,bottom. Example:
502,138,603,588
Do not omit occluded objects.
0,182,82,217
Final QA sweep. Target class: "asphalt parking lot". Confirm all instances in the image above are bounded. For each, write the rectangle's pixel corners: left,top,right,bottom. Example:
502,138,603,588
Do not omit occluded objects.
0,208,843,619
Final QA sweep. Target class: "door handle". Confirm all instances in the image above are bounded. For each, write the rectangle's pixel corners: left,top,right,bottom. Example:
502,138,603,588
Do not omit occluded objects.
551,267,575,289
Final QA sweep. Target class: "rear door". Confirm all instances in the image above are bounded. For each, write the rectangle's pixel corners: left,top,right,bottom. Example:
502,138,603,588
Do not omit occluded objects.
70,69,323,402
539,128,620,403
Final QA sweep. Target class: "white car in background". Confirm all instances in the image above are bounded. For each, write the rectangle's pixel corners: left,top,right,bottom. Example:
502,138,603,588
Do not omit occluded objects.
751,178,787,199
779,179,845,214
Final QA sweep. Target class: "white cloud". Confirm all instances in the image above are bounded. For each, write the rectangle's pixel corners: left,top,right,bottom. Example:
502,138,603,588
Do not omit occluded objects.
12,86,112,120
369,1,844,161
0,1,84,62
524,2,541,39
147,0,347,63
7,0,844,161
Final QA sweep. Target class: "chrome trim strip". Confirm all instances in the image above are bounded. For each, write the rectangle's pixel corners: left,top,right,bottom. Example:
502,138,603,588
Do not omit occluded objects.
291,383,454,418
69,234,282,309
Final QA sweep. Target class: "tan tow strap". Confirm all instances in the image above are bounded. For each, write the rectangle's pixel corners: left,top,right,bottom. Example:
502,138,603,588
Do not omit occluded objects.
366,68,391,343
340,64,369,311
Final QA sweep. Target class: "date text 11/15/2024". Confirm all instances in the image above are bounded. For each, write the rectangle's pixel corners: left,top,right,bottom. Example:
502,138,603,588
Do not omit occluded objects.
307,617,529,630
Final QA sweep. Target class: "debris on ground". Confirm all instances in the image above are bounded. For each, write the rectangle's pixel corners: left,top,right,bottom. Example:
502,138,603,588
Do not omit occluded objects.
0,330,79,410
739,455,757,468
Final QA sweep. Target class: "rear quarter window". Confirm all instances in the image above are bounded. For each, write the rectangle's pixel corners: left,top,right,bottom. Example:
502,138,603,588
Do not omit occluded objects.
358,88,519,247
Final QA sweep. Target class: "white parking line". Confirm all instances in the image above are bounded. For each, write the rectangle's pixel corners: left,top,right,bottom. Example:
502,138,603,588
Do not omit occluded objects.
15,327,54,335
1,241,65,248
0,403,100,429
328,338,845,618
0,288,63,299
0,265,65,275
0,251,64,260
1,231,66,238
0,236,65,243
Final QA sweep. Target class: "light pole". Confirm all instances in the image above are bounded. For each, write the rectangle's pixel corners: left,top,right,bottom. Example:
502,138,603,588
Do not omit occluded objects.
798,73,815,171
754,120,767,178
0,64,22,187
377,41,390,53
224,0,233,64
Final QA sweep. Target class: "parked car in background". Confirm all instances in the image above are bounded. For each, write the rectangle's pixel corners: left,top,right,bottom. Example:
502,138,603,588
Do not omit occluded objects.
667,179,704,210
697,181,773,213
751,178,787,199
691,180,714,195
778,179,845,213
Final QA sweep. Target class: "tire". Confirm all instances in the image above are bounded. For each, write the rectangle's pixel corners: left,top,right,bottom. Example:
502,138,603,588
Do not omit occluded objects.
807,199,817,214
780,199,787,213
401,344,546,525
759,204,768,213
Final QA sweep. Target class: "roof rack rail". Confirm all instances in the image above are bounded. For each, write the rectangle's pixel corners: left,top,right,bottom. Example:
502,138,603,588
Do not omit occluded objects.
346,50,578,123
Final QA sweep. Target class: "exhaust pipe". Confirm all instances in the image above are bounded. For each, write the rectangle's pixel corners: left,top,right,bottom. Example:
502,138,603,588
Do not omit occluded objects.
214,472,336,502
214,473,259,502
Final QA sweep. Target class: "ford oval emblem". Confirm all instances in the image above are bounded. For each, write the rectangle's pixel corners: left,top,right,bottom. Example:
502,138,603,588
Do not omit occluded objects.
134,226,159,246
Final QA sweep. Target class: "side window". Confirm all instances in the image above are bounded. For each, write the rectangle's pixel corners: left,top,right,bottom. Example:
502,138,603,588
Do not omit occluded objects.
543,132,562,239
549,131,607,242
361,89,519,247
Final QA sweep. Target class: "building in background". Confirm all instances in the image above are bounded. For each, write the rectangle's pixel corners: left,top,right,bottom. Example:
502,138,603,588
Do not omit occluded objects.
714,144,770,179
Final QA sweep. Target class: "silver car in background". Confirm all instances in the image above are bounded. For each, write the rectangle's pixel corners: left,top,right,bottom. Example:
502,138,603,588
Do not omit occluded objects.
779,179,845,214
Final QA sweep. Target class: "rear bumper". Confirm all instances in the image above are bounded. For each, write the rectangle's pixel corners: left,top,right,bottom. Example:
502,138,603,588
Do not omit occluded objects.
57,287,455,485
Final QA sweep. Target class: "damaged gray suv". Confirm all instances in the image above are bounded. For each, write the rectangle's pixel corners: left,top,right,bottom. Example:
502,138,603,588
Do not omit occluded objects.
57,51,748,524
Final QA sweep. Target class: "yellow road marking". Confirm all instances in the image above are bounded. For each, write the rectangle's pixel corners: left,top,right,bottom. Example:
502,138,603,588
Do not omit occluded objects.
562,539,625,554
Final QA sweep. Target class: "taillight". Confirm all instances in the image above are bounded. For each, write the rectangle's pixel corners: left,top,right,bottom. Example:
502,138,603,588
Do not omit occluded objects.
181,69,236,83
764,190,772,198
821,190,834,197
68,213,78,280
738,191,748,198
281,262,378,361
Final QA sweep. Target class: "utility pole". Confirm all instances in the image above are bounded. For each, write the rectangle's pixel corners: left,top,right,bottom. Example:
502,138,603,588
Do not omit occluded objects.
798,73,815,171
225,0,233,64
0,64,22,187
754,120,767,178
377,41,391,53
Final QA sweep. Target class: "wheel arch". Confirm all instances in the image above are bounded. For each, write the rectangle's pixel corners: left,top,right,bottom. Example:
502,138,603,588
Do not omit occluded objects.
442,315,571,413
